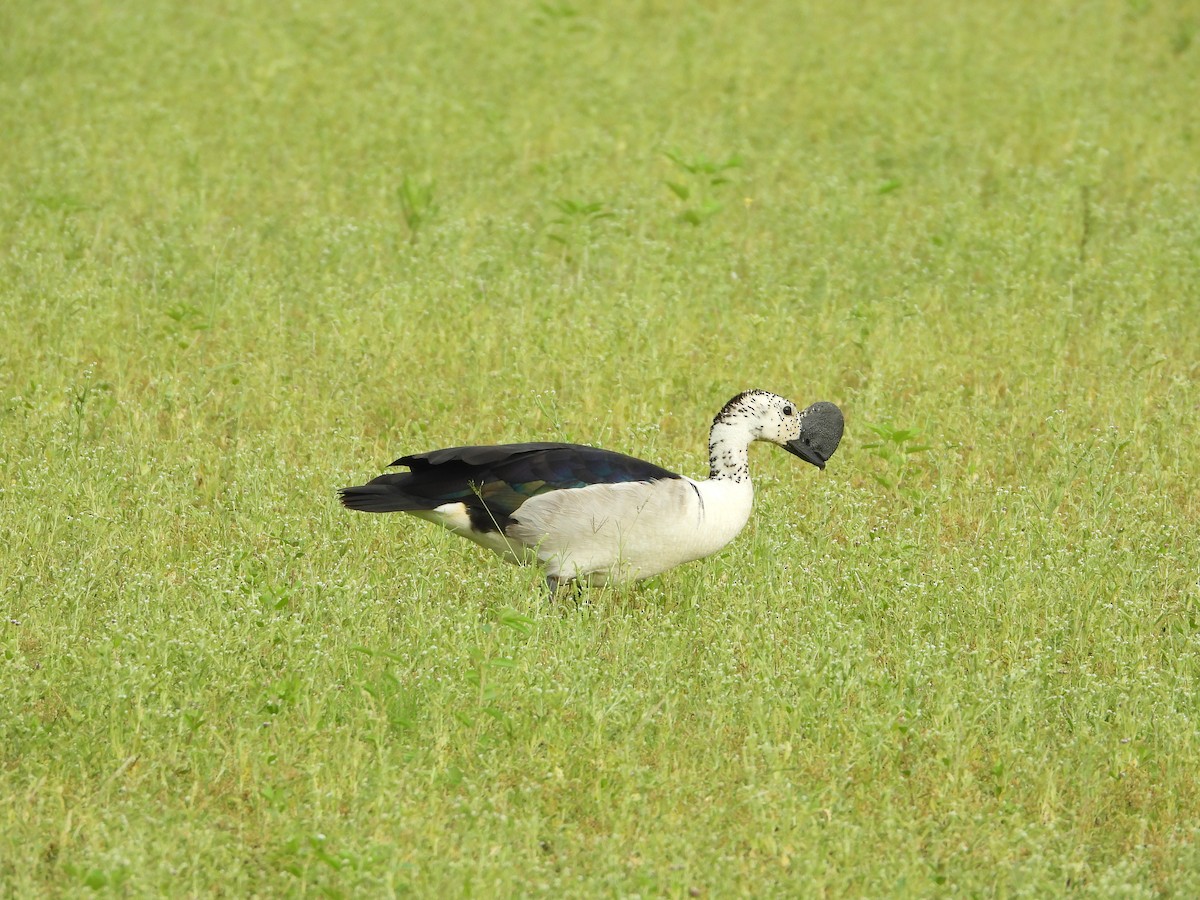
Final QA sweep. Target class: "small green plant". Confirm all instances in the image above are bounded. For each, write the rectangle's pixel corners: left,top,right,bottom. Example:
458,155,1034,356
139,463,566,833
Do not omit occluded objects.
63,864,130,893
545,198,615,251
261,675,302,717
662,150,742,225
1172,18,1197,54
532,389,566,435
457,607,534,742
863,421,931,496
160,301,212,350
67,368,116,444
397,174,437,241
533,1,582,25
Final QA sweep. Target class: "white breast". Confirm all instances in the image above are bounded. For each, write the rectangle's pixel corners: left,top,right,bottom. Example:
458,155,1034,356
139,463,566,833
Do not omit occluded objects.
506,477,754,584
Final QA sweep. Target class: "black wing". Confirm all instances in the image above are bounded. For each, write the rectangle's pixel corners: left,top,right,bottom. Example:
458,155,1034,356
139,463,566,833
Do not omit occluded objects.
339,442,681,532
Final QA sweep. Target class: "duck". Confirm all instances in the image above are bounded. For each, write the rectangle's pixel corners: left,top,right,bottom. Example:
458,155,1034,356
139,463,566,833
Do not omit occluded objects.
340,390,844,593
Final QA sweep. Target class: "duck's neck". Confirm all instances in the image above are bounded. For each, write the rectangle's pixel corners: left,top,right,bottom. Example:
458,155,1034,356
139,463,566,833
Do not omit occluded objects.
707,417,755,482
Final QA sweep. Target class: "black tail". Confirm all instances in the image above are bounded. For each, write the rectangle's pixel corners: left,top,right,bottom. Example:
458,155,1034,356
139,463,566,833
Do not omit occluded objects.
338,474,425,513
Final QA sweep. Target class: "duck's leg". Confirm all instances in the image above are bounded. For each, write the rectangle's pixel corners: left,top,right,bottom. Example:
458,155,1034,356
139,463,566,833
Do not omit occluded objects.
545,574,589,601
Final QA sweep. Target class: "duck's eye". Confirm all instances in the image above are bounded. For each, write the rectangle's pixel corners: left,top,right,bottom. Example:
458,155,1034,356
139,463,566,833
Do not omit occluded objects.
782,405,795,416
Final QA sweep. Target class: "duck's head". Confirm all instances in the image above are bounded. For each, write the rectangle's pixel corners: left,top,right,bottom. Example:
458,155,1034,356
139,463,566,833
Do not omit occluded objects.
715,390,845,469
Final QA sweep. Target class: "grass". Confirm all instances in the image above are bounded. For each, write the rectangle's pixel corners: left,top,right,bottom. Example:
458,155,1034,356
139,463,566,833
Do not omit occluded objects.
2,0,1199,894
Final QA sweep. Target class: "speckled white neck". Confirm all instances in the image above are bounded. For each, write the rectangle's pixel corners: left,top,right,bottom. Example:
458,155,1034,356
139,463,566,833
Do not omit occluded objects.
707,416,755,482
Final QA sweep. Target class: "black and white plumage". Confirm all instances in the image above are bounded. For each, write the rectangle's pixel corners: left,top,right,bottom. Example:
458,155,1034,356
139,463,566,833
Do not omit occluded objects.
340,390,844,592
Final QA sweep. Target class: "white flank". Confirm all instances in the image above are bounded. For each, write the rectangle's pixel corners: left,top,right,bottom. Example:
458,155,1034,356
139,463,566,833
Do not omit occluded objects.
409,503,536,565
507,476,753,584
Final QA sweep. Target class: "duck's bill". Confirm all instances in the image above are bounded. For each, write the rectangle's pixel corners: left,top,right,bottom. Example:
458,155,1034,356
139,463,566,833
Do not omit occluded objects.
785,439,828,469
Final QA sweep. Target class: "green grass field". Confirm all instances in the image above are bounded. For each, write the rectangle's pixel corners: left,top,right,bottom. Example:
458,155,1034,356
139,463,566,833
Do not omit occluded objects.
3,0,1199,894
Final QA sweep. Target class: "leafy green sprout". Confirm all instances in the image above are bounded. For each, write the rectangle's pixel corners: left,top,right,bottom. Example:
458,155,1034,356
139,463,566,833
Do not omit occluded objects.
863,421,932,495
545,198,616,249
662,150,743,225
397,175,437,241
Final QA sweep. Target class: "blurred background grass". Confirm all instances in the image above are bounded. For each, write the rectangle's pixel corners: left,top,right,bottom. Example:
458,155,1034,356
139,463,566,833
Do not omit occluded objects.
2,0,1199,894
